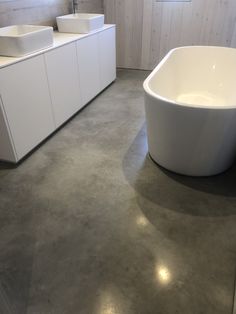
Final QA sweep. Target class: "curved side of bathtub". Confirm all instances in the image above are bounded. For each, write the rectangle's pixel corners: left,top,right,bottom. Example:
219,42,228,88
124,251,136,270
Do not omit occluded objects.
143,90,236,176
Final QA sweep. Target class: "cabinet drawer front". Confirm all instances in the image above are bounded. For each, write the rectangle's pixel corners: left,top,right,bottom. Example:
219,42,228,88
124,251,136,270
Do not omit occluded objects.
0,55,55,160
99,27,116,90
76,34,100,105
0,95,17,162
44,42,81,128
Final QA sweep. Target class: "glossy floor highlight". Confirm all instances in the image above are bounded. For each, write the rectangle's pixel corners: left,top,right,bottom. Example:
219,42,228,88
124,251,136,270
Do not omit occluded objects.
0,69,236,314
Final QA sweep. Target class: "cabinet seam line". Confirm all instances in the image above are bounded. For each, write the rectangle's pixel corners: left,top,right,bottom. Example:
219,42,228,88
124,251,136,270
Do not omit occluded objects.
0,94,18,161
42,54,57,128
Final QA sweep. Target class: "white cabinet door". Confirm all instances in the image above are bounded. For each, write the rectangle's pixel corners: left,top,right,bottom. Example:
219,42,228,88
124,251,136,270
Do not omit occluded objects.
0,96,17,162
44,42,82,128
98,27,116,90
76,34,100,106
0,55,55,161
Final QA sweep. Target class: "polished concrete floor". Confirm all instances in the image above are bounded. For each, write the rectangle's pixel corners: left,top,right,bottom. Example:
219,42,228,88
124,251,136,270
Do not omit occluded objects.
234,288,236,314
0,69,236,314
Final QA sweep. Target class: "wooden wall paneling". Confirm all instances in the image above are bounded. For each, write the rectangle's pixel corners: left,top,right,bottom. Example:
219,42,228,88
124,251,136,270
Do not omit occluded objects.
140,0,153,70
123,0,133,68
106,0,144,69
122,0,143,69
159,3,176,61
190,0,204,44
206,0,223,46
178,2,193,46
168,3,184,50
228,1,236,47
149,3,163,69
230,19,236,47
115,0,125,68
104,0,115,23
200,0,217,45
104,0,236,70
221,0,236,47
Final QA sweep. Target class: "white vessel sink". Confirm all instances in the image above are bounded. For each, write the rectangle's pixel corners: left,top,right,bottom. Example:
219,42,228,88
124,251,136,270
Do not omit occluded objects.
0,25,53,57
56,13,104,34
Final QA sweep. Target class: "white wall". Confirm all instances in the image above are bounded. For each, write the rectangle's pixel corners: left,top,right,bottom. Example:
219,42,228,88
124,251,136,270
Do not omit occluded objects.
104,0,236,70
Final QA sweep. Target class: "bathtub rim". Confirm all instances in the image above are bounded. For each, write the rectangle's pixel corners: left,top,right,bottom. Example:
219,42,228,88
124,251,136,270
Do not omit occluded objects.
143,45,236,110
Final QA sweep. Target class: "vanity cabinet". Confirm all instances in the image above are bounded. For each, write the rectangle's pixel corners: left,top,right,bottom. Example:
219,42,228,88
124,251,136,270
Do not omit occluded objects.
0,55,55,161
98,27,116,90
0,26,116,163
77,27,116,105
44,42,82,128
76,34,101,106
0,100,16,162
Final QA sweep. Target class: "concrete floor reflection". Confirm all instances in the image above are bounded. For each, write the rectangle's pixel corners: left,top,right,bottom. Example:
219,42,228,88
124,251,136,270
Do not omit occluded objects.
156,265,171,285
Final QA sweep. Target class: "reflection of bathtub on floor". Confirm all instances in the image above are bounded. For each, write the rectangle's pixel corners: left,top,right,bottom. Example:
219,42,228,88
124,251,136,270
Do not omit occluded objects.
143,46,236,176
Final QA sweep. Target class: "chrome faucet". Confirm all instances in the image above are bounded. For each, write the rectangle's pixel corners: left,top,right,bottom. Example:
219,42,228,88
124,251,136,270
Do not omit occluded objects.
72,0,78,14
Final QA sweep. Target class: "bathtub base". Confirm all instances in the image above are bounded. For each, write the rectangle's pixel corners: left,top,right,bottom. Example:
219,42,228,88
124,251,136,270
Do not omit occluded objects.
144,94,236,177
148,152,233,177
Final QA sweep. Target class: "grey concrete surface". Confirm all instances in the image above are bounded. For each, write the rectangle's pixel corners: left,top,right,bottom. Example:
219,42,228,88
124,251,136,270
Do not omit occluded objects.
0,69,236,314
234,285,236,314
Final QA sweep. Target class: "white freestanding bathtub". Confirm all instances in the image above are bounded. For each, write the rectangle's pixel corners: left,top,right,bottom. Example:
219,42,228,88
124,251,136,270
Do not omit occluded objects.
143,46,236,176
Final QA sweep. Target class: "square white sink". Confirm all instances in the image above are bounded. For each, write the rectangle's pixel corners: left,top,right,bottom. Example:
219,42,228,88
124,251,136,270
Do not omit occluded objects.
56,13,104,34
0,25,53,57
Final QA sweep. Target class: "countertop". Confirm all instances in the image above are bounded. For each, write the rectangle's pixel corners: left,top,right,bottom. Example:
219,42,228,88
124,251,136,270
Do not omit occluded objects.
0,24,115,69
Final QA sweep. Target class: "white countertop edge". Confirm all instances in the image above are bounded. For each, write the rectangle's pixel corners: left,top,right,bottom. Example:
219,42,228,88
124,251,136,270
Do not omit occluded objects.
0,24,115,69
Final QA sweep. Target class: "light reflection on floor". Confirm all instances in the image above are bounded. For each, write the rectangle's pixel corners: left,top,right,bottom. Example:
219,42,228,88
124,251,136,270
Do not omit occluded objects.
156,265,172,285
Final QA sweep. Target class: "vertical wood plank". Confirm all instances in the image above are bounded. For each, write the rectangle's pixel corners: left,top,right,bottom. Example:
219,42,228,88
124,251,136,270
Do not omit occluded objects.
141,0,153,70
